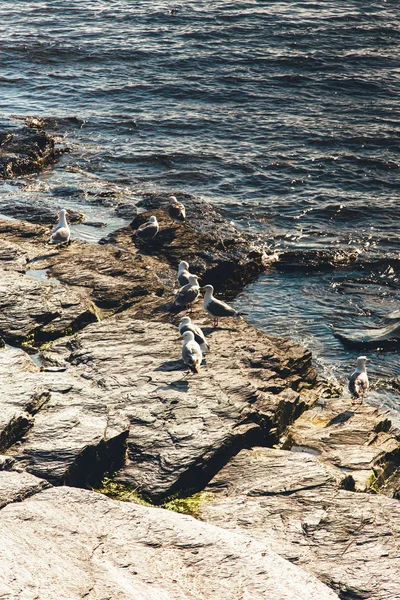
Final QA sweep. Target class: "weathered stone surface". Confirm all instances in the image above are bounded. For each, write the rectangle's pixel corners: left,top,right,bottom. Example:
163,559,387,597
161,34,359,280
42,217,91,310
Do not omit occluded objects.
1,346,129,487
200,447,400,600
105,193,266,292
0,268,96,345
0,218,170,312
280,396,400,490
0,486,338,599
0,125,59,179
35,314,317,501
0,471,50,509
0,348,50,452
0,200,84,226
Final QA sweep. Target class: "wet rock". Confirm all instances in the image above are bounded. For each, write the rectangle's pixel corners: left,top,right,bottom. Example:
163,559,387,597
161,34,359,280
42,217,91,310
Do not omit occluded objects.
0,125,59,179
334,312,400,349
0,485,338,600
280,396,399,490
105,194,266,292
38,314,318,501
2,346,129,486
276,249,359,271
0,268,97,345
200,447,400,600
0,200,84,226
113,202,138,219
0,471,50,509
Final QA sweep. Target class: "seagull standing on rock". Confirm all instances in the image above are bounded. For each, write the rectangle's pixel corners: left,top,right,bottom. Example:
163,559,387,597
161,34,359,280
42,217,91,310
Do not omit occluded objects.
349,356,369,402
135,215,159,241
168,195,186,225
203,284,246,327
173,275,200,310
181,330,202,374
49,209,71,245
179,316,209,354
177,261,196,287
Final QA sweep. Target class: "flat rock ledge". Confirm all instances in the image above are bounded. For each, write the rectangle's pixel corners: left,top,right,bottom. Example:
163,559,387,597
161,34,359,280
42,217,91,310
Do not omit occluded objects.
200,447,400,600
1,313,317,501
0,484,338,600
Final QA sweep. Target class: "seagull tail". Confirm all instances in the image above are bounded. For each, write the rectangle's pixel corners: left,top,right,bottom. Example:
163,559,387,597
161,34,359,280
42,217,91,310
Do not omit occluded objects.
200,342,209,354
236,311,248,318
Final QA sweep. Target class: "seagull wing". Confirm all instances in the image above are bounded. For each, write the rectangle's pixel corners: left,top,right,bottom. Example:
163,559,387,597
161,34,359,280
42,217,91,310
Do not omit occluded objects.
206,298,237,317
49,226,70,244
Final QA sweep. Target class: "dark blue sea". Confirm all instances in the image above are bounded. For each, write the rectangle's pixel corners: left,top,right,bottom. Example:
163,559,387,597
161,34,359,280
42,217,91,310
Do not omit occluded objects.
0,1,399,407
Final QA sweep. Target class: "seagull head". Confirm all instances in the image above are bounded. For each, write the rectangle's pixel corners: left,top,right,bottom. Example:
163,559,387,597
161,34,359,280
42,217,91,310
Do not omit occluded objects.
182,330,195,342
148,216,158,224
180,316,192,326
188,275,199,285
356,356,368,369
202,284,214,295
168,195,178,204
178,260,189,272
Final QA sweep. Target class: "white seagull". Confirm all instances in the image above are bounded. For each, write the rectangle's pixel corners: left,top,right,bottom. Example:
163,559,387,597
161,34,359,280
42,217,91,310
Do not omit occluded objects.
203,284,246,327
49,209,70,245
348,356,369,402
179,316,209,354
181,330,202,374
177,260,196,287
173,275,200,310
135,215,159,241
168,195,186,224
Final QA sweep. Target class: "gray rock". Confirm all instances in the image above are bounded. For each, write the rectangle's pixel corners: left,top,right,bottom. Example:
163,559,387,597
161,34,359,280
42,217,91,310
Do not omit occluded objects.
0,268,96,345
0,485,338,600
334,314,400,349
280,396,399,491
0,471,50,509
1,346,129,486
200,447,400,600
38,314,317,501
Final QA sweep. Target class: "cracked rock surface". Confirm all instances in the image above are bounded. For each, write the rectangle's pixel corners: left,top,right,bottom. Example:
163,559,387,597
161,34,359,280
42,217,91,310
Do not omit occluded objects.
200,447,400,600
0,485,338,600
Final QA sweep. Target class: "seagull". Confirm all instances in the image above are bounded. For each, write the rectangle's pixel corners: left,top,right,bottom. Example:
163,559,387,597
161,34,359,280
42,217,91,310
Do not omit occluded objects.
135,215,159,241
168,195,186,225
173,275,200,310
177,261,196,287
179,316,209,354
49,209,70,245
349,356,369,402
203,284,246,327
181,330,202,374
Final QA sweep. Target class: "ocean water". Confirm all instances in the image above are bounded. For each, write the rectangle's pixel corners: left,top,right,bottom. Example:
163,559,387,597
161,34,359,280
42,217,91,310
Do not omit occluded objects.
0,1,399,406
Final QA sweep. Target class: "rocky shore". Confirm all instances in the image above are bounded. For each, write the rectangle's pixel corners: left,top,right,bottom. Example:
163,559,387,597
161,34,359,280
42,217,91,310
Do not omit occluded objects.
0,125,399,599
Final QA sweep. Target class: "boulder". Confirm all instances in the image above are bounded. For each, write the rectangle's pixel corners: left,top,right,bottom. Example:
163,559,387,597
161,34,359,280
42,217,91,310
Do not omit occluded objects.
200,447,400,600
280,396,400,490
1,346,129,487
0,268,96,345
334,314,400,349
0,125,59,179
0,485,338,600
0,471,50,509
105,193,266,293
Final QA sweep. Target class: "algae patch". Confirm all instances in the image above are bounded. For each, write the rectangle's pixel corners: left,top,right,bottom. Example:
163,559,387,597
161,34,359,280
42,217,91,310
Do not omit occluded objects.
95,478,212,517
